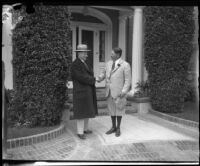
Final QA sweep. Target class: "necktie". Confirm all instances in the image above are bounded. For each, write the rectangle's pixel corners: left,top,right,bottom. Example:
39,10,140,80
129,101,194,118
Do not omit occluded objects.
111,61,115,71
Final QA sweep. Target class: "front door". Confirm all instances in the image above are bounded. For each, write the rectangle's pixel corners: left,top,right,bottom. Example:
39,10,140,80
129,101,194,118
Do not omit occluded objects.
80,29,94,69
69,23,110,88
79,26,106,87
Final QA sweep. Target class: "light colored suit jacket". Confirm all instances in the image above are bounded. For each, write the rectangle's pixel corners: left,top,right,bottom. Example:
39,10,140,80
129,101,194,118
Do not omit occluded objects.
98,58,131,99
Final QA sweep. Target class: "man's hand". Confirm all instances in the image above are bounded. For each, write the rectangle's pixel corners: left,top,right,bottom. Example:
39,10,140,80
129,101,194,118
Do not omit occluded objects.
119,91,126,98
96,77,101,83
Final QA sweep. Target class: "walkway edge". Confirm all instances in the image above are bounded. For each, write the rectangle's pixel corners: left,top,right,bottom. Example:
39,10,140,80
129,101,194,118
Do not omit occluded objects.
7,122,66,149
149,108,199,129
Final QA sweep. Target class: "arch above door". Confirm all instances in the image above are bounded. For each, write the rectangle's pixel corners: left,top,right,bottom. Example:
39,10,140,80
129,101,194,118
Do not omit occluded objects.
68,6,113,88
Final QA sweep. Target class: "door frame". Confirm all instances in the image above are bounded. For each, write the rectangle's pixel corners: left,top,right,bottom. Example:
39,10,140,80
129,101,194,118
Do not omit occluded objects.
79,25,98,78
69,21,111,88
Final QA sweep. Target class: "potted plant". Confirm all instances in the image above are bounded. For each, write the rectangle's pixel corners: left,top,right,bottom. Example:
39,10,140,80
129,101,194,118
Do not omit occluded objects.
127,80,151,114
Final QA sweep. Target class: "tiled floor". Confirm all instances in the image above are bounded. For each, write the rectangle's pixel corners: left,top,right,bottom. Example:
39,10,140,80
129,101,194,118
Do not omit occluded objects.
5,113,199,162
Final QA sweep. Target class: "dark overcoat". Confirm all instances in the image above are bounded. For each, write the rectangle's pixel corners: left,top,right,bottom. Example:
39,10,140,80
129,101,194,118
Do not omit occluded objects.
71,58,98,119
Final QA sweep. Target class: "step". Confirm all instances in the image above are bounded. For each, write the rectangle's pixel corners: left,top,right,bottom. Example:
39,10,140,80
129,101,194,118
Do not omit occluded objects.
98,101,107,109
69,106,137,120
68,96,107,103
67,100,132,109
68,94,106,102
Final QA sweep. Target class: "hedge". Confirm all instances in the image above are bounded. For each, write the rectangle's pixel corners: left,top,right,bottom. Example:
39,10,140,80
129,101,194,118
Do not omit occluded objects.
144,7,195,113
9,5,72,127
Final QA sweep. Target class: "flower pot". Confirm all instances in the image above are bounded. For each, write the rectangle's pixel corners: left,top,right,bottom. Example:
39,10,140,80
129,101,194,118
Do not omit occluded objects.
127,96,151,114
137,102,151,114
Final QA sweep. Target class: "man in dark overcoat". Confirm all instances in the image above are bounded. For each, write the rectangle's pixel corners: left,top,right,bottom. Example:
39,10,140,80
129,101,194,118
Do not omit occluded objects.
71,44,98,139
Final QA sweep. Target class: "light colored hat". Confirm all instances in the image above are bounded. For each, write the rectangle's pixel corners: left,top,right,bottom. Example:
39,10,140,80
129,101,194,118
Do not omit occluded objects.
74,44,91,52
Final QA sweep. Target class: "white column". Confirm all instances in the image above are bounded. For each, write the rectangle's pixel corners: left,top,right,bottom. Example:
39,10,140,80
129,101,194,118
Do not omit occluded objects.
130,7,144,95
143,66,148,81
118,12,127,60
194,7,199,98
2,6,13,89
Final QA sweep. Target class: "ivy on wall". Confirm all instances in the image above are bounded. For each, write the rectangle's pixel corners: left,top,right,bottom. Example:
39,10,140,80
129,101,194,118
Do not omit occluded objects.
9,5,72,127
144,7,195,113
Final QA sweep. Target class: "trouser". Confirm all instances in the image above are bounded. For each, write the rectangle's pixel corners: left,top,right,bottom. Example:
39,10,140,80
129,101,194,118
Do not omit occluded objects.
77,118,89,134
107,94,125,116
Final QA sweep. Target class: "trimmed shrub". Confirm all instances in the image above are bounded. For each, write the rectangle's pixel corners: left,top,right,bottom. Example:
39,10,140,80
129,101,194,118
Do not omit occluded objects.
133,80,150,98
144,7,195,113
184,83,197,102
10,5,72,127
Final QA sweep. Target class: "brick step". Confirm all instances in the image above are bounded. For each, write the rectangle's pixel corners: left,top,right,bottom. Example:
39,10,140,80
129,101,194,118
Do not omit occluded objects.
68,93,106,102
97,100,132,108
97,106,137,116
69,106,137,120
67,100,132,109
67,89,132,109
68,96,107,103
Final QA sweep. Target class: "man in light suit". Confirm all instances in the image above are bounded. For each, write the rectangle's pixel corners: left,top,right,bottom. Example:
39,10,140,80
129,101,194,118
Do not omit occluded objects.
96,48,131,137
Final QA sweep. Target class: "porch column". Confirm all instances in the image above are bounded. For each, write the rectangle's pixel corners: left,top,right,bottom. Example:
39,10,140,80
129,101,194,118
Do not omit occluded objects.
118,12,127,60
130,7,144,95
2,6,14,159
2,5,13,90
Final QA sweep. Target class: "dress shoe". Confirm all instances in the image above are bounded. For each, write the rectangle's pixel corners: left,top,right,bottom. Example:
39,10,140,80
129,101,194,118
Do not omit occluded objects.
84,130,93,134
106,127,116,134
77,134,86,139
115,128,121,137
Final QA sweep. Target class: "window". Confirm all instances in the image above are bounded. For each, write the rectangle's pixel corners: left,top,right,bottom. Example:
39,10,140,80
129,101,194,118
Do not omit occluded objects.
99,31,105,62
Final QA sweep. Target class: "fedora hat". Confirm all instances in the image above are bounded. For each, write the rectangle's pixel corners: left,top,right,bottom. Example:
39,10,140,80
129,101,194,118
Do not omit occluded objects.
75,44,91,52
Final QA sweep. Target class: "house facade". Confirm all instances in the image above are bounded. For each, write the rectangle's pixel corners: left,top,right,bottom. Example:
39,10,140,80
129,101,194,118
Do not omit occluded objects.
2,6,199,95
67,6,148,95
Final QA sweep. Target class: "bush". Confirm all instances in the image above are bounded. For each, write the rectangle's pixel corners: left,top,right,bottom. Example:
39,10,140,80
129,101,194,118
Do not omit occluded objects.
184,83,197,102
133,80,150,98
10,5,72,127
7,89,26,127
144,7,195,113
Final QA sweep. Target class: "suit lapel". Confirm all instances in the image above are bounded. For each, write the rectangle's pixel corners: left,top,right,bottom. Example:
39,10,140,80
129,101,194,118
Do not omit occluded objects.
77,58,91,73
82,60,94,75
110,59,124,75
108,59,124,79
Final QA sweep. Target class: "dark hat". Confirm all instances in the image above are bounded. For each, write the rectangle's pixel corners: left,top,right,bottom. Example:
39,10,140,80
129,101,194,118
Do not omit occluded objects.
74,44,91,52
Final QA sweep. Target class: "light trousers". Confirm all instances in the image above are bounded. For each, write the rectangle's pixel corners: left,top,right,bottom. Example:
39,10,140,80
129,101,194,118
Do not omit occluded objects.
77,118,89,134
107,94,125,116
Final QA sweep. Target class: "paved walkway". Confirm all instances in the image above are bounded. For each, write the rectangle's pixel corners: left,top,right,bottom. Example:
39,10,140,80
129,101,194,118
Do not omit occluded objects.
6,113,199,162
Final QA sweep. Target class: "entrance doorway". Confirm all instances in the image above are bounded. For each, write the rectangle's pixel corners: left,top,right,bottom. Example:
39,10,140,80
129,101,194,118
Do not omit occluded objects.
70,24,108,87
81,30,94,69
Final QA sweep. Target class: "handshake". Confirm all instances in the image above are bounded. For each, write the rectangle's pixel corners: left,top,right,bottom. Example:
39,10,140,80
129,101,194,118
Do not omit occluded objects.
95,77,101,83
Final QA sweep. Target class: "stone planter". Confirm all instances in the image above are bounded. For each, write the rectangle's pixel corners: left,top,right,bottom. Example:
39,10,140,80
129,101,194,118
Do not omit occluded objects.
127,96,151,114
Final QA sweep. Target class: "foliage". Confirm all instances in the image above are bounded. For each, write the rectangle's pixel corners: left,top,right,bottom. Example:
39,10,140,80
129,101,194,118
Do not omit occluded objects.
133,80,150,98
10,5,72,127
184,83,198,102
144,7,195,113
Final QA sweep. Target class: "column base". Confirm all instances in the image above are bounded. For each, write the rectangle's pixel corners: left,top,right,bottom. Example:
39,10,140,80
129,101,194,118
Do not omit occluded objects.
127,96,151,114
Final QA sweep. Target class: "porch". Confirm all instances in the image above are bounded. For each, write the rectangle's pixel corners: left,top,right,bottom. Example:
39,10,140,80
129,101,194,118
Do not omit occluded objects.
67,6,146,94
5,112,199,161
2,5,147,95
